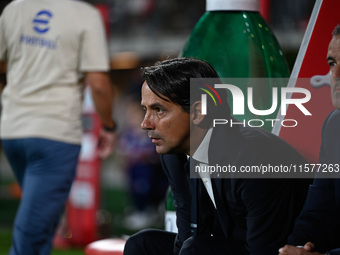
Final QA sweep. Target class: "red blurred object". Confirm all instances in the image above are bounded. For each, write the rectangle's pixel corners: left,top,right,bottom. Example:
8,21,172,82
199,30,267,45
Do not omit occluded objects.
274,0,340,163
260,0,271,23
54,86,103,248
85,238,126,255
67,114,102,245
66,83,103,245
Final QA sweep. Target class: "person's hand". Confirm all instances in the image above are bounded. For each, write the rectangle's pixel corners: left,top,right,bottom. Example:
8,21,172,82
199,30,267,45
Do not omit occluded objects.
278,243,324,255
97,129,115,158
303,242,316,252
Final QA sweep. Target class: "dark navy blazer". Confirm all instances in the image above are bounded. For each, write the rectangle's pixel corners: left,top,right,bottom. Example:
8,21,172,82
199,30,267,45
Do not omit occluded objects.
161,121,311,255
288,110,340,254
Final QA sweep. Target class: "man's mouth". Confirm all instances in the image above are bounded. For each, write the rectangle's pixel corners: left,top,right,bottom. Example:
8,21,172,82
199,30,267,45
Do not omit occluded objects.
149,135,160,141
148,131,160,143
151,138,160,144
148,133,161,144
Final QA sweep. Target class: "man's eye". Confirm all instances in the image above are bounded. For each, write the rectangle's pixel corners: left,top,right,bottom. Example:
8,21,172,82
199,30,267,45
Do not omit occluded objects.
328,61,336,67
157,108,164,113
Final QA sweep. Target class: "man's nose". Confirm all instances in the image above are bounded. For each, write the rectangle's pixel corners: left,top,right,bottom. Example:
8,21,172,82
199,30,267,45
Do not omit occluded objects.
141,114,154,130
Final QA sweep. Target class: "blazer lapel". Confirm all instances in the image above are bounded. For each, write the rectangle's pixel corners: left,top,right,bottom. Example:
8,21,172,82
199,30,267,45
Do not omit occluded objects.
211,178,231,238
208,125,237,239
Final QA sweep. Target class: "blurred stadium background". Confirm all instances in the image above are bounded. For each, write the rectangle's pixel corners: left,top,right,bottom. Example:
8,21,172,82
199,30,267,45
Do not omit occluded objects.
0,0,315,254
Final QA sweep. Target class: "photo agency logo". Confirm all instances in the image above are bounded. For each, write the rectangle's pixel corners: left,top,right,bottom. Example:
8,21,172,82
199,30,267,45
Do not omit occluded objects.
194,78,312,128
199,83,223,114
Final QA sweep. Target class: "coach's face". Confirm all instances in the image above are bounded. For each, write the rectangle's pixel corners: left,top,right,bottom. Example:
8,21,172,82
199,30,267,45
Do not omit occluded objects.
327,35,340,109
141,82,191,154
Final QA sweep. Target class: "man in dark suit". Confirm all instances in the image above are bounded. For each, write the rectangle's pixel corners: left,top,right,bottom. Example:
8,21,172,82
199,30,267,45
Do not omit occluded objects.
123,57,310,255
279,25,340,255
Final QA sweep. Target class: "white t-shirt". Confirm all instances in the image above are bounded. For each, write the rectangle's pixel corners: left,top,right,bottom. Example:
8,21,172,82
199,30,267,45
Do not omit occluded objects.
0,0,110,144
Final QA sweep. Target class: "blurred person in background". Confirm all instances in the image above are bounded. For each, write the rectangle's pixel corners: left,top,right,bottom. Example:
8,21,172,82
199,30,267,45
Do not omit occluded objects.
0,0,116,254
117,97,168,230
279,24,340,255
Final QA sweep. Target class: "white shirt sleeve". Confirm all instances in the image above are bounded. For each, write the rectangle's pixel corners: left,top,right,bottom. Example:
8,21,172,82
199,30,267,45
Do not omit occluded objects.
79,8,110,72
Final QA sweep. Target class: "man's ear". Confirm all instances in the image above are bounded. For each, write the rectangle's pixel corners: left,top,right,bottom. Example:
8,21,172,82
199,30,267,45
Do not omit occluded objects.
191,101,205,125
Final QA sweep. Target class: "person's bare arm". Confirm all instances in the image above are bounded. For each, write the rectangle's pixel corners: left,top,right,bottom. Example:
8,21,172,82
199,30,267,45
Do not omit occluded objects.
0,61,6,93
86,72,115,127
86,71,116,158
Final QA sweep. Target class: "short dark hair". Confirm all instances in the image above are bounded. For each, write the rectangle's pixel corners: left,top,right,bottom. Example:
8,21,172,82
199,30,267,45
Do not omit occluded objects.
332,24,340,36
141,57,231,125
